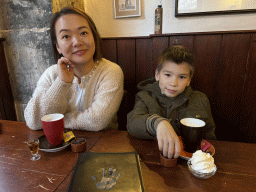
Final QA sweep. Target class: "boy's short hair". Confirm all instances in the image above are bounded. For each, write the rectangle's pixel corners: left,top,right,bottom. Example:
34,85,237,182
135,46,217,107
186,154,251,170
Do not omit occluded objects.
157,45,195,77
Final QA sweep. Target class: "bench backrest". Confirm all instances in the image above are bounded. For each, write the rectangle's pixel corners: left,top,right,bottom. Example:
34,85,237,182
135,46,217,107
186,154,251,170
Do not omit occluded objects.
102,30,256,143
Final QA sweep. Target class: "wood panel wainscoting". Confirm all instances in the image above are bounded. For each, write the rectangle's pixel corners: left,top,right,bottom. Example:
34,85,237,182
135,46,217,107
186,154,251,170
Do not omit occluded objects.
101,30,256,143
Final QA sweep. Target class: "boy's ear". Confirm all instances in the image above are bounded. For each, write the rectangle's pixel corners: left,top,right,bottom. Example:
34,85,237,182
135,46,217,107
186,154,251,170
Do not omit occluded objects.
155,69,160,81
187,77,192,86
187,73,193,86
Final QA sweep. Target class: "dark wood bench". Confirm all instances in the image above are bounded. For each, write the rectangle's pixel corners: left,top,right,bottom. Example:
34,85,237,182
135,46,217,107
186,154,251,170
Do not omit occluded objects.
0,39,16,121
103,30,256,143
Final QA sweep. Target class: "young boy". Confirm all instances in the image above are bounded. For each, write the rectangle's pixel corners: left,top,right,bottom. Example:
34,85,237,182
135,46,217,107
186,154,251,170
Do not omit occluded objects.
127,45,216,159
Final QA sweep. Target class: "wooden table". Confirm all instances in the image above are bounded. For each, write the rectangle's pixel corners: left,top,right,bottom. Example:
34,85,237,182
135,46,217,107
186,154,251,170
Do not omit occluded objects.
0,120,104,191
1,120,256,191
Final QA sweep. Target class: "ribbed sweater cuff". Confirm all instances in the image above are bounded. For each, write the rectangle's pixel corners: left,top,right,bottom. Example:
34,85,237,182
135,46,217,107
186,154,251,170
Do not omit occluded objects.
146,114,169,137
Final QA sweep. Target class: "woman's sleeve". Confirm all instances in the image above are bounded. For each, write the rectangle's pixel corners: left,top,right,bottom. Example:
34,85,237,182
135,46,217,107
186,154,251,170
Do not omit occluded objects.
24,66,72,130
64,65,124,131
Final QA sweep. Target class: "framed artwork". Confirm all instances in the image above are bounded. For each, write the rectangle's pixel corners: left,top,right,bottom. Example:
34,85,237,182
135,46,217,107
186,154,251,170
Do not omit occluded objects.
175,0,256,17
114,0,141,18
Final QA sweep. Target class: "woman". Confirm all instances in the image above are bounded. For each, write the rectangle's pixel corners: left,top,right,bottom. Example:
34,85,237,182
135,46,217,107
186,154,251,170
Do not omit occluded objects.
24,7,124,131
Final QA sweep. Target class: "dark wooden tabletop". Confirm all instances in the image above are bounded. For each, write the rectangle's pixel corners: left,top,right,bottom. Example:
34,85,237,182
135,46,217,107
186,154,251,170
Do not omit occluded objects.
0,120,104,191
1,120,256,192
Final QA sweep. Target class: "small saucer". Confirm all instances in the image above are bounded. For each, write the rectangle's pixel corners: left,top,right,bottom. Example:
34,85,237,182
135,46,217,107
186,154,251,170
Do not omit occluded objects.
38,132,73,152
179,138,215,160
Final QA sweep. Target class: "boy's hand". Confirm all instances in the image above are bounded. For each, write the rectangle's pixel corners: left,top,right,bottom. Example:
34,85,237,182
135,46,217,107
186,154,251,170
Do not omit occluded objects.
57,57,75,83
156,120,181,159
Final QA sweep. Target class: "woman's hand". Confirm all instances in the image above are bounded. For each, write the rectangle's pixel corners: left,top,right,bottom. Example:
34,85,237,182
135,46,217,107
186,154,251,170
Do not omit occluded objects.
156,120,181,159
57,57,75,83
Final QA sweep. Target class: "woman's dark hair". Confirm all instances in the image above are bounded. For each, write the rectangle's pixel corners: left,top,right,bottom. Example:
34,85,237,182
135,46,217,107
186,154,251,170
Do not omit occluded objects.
157,45,195,77
50,7,102,63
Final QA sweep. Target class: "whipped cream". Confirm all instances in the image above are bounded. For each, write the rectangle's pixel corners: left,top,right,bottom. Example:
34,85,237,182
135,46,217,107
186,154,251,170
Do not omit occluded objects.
190,150,216,173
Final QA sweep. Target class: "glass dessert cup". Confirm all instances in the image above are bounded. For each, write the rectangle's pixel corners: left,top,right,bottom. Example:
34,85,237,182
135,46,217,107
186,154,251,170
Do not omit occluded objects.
27,139,41,161
187,159,217,179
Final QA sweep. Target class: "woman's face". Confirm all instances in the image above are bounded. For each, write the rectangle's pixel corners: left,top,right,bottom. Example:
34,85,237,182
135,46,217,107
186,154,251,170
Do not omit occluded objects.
55,14,96,66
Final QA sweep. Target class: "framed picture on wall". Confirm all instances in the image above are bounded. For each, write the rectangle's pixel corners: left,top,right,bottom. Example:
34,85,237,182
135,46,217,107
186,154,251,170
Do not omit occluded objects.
114,0,141,18
175,0,256,17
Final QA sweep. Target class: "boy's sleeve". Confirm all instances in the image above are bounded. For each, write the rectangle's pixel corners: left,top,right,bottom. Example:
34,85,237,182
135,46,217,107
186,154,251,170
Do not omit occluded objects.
127,95,168,139
146,114,169,137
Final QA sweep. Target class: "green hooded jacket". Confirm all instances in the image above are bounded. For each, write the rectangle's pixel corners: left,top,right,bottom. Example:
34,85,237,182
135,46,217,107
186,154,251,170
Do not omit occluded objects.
127,77,216,140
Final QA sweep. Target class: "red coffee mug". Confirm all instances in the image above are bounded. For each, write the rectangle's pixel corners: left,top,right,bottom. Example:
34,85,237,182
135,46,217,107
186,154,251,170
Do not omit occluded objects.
41,113,64,145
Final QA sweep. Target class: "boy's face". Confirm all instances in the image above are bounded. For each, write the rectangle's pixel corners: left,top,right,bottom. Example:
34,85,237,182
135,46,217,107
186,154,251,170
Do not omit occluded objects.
155,61,191,98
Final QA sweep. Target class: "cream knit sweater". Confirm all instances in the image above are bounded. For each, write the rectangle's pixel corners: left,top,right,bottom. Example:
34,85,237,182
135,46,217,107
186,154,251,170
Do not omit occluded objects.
24,58,124,131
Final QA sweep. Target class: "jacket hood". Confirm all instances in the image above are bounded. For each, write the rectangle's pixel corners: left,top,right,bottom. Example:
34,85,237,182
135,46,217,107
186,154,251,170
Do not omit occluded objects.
137,77,157,92
137,77,193,108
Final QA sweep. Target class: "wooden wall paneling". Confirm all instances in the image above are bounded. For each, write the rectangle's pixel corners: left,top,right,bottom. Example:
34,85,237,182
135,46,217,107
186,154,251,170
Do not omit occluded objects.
135,38,153,86
192,35,221,102
169,36,194,53
99,30,256,143
0,40,16,121
214,33,251,141
102,39,117,63
152,36,169,70
193,35,223,142
239,33,256,143
117,39,136,96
